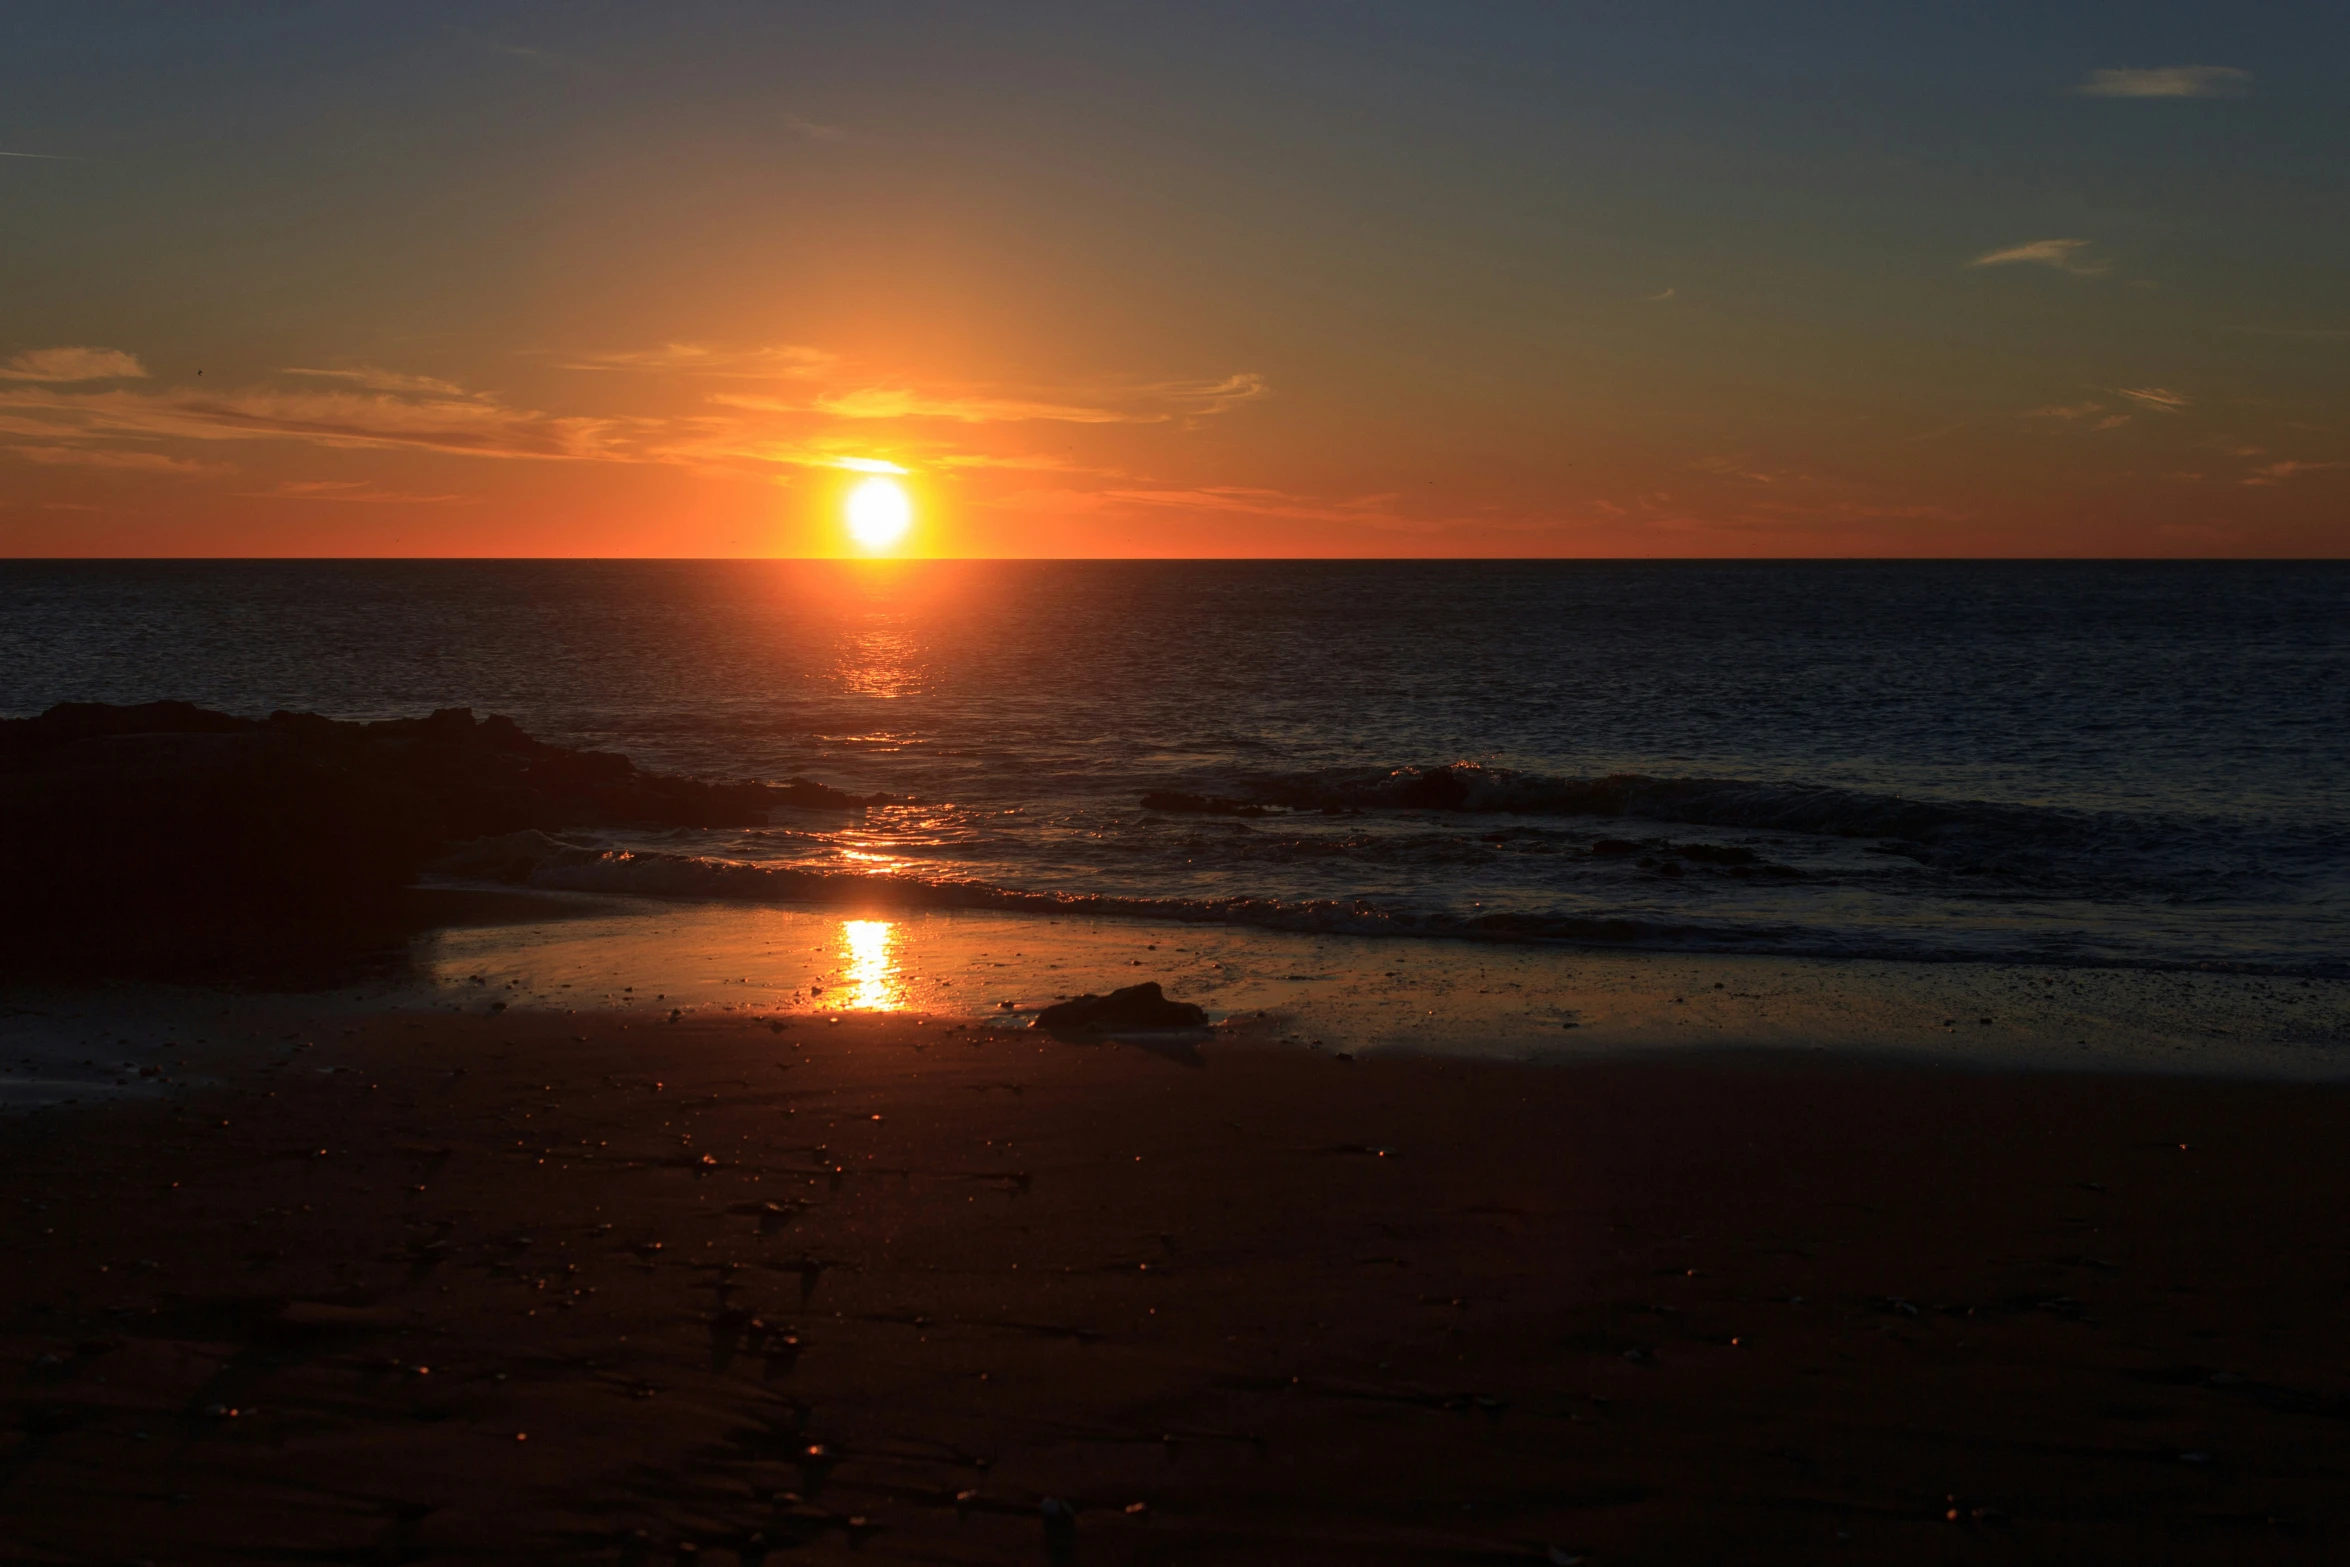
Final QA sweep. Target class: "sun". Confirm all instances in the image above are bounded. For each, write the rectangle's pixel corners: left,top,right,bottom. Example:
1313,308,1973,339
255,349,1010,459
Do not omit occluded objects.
845,476,913,552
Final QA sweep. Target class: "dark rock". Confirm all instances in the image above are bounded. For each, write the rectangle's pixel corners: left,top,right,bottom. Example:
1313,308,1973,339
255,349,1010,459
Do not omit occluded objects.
1033,983,1208,1032
0,702,827,971
776,777,895,812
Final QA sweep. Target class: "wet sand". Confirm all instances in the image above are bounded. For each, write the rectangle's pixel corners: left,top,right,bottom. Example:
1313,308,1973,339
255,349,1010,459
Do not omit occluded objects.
5,1005,2347,1564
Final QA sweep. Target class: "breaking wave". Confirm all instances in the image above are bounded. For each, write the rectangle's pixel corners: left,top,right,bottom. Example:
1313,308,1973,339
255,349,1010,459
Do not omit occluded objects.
1166,761,2326,886
437,830,1709,946
422,829,2340,974
1225,763,2090,841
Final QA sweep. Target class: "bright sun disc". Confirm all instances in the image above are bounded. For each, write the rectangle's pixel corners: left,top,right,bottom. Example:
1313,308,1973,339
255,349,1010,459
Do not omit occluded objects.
845,476,912,552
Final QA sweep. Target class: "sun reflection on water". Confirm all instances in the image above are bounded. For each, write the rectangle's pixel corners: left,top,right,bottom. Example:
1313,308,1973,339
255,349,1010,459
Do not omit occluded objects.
840,919,903,1011
837,629,923,699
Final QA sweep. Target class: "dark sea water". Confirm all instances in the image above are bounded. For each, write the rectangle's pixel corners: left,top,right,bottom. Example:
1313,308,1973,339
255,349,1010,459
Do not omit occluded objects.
6,560,2346,976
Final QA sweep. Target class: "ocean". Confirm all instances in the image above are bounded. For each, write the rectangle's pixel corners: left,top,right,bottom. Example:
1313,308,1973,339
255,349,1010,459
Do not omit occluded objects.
7,559,2346,979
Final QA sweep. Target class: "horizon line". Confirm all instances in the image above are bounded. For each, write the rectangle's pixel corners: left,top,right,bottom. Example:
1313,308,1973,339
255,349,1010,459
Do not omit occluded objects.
4,555,2344,566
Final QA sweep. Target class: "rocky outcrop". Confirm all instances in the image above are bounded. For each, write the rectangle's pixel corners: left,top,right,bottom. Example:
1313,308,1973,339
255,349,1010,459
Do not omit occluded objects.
0,702,854,969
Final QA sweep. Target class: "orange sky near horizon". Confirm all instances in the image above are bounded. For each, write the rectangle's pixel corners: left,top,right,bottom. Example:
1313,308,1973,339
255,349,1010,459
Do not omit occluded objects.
1,5,2345,559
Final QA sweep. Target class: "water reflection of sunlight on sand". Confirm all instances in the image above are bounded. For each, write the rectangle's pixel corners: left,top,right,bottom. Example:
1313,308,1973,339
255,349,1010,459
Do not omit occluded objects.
840,919,903,1011
413,903,2346,1075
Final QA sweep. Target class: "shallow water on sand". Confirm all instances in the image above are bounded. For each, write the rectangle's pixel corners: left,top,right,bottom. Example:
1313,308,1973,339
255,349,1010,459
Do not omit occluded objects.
7,896,2347,1113
397,900,2350,1080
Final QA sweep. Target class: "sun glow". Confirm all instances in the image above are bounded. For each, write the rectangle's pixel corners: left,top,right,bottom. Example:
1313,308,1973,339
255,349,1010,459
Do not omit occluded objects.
845,476,913,552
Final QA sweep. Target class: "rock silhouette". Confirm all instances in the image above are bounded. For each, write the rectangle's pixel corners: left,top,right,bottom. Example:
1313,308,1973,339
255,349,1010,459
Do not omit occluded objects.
0,702,875,970
1034,982,1208,1032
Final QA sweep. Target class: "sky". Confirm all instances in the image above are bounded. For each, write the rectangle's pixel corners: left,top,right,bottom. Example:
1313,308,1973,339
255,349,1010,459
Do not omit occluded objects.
0,1,2344,558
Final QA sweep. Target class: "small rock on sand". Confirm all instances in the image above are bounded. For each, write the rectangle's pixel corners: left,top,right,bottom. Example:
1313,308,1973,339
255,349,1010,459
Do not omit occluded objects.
1035,983,1207,1032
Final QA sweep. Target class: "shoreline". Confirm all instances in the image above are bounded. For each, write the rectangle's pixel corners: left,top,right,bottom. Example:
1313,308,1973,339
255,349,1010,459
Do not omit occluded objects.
20,891,2346,1114
4,1004,2346,1562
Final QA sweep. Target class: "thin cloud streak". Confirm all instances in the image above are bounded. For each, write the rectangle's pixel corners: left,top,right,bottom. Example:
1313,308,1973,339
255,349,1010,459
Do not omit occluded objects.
1152,373,1269,415
0,347,148,383
710,369,1266,426
284,365,477,398
557,342,837,377
7,444,227,474
2025,402,2131,430
2115,386,2190,414
0,381,612,461
1080,484,1403,526
2075,66,2250,99
807,387,1150,424
1970,240,2111,276
2241,460,2346,487
237,480,474,503
0,344,1266,506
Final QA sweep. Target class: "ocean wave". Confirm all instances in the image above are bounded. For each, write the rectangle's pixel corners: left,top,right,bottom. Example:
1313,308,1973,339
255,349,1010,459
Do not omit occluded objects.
1147,764,2315,886
432,830,1691,944
1221,763,2081,840
422,830,2341,975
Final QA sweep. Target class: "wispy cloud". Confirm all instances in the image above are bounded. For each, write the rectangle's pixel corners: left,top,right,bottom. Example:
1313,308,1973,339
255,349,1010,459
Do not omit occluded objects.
0,149,84,161
566,341,1266,430
806,387,1146,424
627,425,923,476
1070,485,1402,525
1970,239,2111,276
0,380,612,461
1642,287,1677,303
2241,459,2346,487
0,346,148,383
784,115,846,142
557,342,838,378
283,365,476,397
1157,372,1270,415
712,370,1267,427
1,345,1271,500
930,451,1091,472
2025,401,2132,429
2115,386,2190,414
1691,454,1802,486
238,480,474,503
7,444,227,474
458,26,558,67
2075,66,2250,99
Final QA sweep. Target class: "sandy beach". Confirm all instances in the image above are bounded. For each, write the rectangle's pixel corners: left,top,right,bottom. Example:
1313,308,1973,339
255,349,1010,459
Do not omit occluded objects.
5,998,2346,1564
